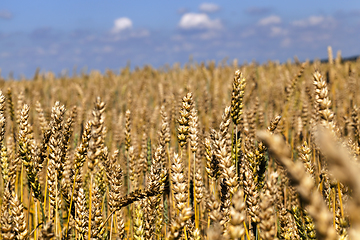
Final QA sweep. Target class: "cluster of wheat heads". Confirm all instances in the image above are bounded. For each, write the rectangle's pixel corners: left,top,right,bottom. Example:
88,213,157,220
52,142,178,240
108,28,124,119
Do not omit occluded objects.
1,49,360,239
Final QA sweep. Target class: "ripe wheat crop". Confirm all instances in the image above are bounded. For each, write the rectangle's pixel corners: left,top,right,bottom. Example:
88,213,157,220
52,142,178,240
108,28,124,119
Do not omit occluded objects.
0,47,360,239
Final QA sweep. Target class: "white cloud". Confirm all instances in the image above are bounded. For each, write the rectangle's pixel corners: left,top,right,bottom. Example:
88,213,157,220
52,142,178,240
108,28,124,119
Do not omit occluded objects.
178,13,222,30
281,38,291,47
112,17,132,33
173,43,195,52
34,45,58,56
258,15,281,26
292,16,332,27
129,29,150,38
0,52,10,58
199,3,220,13
0,10,12,19
102,46,113,53
198,31,220,40
93,46,114,54
270,26,287,37
106,29,149,42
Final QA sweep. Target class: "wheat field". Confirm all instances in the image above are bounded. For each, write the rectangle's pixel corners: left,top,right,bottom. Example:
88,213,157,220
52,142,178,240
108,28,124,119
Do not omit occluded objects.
0,47,359,239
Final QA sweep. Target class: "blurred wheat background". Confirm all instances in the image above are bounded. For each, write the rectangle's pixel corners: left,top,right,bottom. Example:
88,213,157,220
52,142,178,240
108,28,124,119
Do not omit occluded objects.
0,46,360,239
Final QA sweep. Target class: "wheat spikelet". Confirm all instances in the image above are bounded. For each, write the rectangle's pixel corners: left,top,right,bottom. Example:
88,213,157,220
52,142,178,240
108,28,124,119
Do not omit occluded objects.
231,70,246,126
71,120,91,204
171,152,187,212
206,193,223,225
248,105,257,141
286,62,307,101
216,136,237,192
112,112,123,150
88,97,106,171
37,127,51,174
313,71,336,132
91,183,104,239
259,173,277,240
0,208,15,240
139,132,148,182
304,211,317,239
125,109,131,152
7,137,17,192
61,105,76,162
243,163,260,224
189,108,199,153
0,91,6,118
15,92,24,126
129,146,138,189
219,106,231,145
205,136,220,182
75,187,88,239
35,101,49,134
0,145,9,186
10,193,28,240
0,92,5,149
167,207,193,240
177,92,193,147
259,192,275,240
302,90,309,128
115,210,125,239
298,140,314,178
108,162,123,211
18,104,43,201
291,205,307,239
267,115,282,132
351,106,360,146
207,223,222,240
133,199,145,240
49,101,66,180
74,120,91,172
0,186,15,240
160,105,171,148
6,89,16,144
144,142,167,239
227,188,246,239
47,101,65,222
0,93,6,186
194,169,204,204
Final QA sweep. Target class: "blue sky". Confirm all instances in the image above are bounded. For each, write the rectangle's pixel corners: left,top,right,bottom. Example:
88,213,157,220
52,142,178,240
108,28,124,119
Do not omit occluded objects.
1,1,360,78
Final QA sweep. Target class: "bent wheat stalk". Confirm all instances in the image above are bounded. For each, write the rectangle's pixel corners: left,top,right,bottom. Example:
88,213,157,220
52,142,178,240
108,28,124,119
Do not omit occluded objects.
257,130,337,240
315,127,360,238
